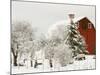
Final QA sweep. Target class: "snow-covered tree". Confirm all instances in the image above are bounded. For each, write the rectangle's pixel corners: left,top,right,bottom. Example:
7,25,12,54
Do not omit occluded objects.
45,21,74,67
44,40,55,68
65,14,88,57
54,43,73,67
11,21,36,66
32,39,45,68
46,21,69,42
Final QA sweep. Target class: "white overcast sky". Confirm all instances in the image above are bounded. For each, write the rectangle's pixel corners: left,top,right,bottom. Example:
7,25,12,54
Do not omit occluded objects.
12,1,95,37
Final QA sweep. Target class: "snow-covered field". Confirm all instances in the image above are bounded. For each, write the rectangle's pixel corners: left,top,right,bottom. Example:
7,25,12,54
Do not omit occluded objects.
12,55,96,74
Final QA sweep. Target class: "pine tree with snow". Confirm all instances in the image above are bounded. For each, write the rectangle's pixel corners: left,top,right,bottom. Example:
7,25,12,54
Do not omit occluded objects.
66,14,88,57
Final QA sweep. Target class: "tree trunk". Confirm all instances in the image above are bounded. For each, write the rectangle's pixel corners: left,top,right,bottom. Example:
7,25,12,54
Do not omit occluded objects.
30,60,33,67
49,59,53,68
11,48,18,66
13,56,18,66
34,60,37,68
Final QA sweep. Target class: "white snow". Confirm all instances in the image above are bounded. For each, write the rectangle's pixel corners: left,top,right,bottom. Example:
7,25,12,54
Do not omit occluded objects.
12,55,96,74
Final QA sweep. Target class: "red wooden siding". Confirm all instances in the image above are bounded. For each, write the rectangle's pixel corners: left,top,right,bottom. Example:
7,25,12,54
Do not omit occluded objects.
77,17,96,54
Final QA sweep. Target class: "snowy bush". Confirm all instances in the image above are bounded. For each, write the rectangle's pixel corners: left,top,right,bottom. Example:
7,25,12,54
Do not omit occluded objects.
54,43,73,67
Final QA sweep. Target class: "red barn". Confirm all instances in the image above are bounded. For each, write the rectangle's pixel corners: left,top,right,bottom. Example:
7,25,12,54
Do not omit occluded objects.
75,17,96,55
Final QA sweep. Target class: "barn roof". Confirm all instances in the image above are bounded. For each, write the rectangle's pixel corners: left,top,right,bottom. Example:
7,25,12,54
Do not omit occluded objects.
74,17,94,25
73,16,85,23
74,17,95,28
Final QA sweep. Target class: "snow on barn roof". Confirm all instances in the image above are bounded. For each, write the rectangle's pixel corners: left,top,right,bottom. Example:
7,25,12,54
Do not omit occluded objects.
73,16,85,23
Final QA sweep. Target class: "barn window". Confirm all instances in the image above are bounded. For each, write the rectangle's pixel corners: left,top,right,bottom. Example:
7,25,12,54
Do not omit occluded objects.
88,23,92,29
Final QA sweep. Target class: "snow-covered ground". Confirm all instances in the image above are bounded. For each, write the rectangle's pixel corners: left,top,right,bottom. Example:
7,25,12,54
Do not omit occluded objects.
12,55,96,74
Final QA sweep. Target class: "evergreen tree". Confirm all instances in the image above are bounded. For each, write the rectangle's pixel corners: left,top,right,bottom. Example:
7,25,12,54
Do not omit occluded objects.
66,14,88,57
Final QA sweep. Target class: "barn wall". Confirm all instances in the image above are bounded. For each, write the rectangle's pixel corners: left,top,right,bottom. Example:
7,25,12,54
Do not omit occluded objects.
77,18,96,54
